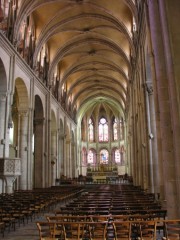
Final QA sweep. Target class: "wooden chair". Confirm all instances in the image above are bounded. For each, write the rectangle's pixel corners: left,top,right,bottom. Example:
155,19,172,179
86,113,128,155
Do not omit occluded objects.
139,220,157,240
0,222,5,237
63,221,86,240
1,213,16,232
89,221,108,240
164,220,180,240
113,221,131,240
36,221,62,240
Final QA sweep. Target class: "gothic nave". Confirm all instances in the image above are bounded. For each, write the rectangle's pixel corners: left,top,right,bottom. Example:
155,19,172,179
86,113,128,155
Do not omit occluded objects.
0,0,180,221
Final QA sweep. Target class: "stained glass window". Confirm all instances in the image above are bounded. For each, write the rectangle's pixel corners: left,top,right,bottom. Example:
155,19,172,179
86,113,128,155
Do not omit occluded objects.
88,118,94,141
113,118,118,141
99,117,108,142
87,149,95,164
9,122,14,145
100,149,108,164
115,149,121,163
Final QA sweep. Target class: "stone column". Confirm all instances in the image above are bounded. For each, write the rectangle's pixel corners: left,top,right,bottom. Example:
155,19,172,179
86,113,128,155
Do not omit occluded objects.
71,141,76,178
131,82,139,187
145,81,161,195
66,139,71,178
0,94,6,157
158,0,180,217
96,153,100,168
138,102,145,189
51,160,56,186
145,82,154,192
59,134,65,177
51,130,57,186
5,176,16,193
148,0,177,217
63,134,67,177
19,110,28,190
69,138,72,178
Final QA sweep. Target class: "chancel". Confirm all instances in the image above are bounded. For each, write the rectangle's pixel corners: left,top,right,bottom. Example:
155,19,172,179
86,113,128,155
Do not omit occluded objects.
0,0,180,238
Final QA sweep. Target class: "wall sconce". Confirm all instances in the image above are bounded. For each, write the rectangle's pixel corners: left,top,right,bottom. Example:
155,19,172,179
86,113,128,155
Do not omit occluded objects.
149,133,154,139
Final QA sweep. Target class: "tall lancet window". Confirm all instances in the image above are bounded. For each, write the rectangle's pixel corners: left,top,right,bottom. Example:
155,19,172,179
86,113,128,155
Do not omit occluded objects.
113,118,118,141
87,149,96,164
99,117,108,142
88,118,94,142
9,122,14,145
100,149,109,164
115,149,121,163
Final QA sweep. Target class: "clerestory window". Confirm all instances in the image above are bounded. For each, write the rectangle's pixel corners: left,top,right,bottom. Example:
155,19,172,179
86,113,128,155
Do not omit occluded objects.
99,117,108,142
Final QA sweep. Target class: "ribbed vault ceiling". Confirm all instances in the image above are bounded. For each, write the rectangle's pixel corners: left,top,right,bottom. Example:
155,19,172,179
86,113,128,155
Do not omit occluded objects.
16,0,137,120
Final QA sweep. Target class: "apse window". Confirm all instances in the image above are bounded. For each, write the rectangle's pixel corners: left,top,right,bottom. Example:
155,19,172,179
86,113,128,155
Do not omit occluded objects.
32,134,34,153
100,149,108,164
88,118,94,142
9,122,14,145
87,150,94,164
113,118,118,141
115,149,121,163
99,117,108,142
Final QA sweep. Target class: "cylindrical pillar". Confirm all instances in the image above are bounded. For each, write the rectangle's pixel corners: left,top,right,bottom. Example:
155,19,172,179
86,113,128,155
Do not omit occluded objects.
63,135,67,177
19,110,28,190
146,81,161,195
148,0,177,217
51,130,57,185
0,94,6,158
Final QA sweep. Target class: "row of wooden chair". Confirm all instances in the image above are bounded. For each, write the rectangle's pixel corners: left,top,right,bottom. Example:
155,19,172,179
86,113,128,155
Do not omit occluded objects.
59,191,163,217
44,184,169,239
37,221,107,240
50,213,167,236
0,186,83,237
36,219,180,240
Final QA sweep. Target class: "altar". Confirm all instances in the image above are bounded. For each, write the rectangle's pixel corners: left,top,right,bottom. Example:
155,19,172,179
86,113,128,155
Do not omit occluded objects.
86,164,118,183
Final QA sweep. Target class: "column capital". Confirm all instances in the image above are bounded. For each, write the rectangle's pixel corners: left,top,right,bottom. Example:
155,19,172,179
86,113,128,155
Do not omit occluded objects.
66,139,71,144
59,133,67,139
18,109,29,117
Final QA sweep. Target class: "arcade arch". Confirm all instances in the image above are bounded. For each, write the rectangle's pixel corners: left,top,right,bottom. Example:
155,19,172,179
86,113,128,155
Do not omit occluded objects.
33,95,44,188
0,58,7,193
